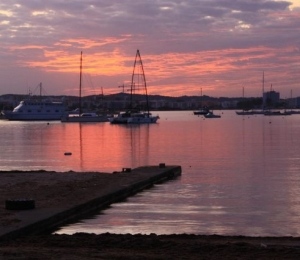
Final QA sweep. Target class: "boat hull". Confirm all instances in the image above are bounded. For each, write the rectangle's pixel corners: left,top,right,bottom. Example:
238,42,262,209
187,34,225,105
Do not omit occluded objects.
127,115,159,124
61,115,108,123
263,111,292,116
4,111,65,121
109,118,129,124
3,99,66,121
204,112,221,118
109,112,159,124
193,109,210,115
236,111,254,115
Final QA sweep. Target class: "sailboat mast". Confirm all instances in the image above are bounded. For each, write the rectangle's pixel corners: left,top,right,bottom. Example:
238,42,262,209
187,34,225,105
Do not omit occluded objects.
200,87,202,107
39,82,42,102
79,51,82,114
130,49,150,114
130,52,138,110
138,50,150,115
262,71,265,109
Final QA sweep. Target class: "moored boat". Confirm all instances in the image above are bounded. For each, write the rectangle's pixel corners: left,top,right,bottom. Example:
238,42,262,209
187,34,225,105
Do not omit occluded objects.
290,110,300,114
61,52,108,123
194,107,210,115
127,112,159,124
204,111,221,118
263,110,292,116
235,87,256,116
4,100,66,121
61,112,108,122
109,111,134,124
3,83,66,121
236,110,254,115
109,50,159,124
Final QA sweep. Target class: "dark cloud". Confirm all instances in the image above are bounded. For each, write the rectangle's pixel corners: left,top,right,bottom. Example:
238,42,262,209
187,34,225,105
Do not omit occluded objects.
0,0,298,97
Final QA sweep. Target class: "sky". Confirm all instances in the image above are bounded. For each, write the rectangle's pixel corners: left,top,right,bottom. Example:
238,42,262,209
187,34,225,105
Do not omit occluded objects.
0,0,299,98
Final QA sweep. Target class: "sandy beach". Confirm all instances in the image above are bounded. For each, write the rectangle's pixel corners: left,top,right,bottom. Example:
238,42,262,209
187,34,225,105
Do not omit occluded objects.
1,170,300,259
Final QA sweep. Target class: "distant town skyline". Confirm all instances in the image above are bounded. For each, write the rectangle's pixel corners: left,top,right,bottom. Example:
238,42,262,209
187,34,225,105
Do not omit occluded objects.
0,1,299,98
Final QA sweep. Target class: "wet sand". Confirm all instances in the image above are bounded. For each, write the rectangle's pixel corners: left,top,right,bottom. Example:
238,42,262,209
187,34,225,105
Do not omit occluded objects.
1,170,300,259
2,233,300,259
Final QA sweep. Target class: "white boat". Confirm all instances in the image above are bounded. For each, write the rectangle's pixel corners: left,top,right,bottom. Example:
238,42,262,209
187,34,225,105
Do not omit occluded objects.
236,110,254,115
109,50,159,124
127,112,159,124
61,52,108,123
108,111,132,124
61,112,108,122
194,107,210,115
3,83,66,121
263,110,292,116
204,111,221,118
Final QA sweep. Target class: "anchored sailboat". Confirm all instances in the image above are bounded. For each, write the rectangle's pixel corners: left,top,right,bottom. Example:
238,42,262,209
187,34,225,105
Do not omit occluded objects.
61,52,108,123
236,87,254,115
193,88,210,115
109,50,159,124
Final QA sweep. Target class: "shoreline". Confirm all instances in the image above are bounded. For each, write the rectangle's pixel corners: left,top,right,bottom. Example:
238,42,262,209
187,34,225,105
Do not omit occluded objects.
1,233,300,259
0,166,181,239
1,168,300,259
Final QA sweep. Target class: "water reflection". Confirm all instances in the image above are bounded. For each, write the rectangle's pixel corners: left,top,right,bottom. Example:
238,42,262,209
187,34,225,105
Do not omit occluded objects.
3,112,300,236
54,112,300,236
123,124,151,168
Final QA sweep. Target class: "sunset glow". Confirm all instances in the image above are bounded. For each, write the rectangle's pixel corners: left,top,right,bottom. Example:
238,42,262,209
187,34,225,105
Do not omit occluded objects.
0,1,299,97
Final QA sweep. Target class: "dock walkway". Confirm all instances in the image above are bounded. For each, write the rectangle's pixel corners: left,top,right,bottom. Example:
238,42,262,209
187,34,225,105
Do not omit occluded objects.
0,165,181,240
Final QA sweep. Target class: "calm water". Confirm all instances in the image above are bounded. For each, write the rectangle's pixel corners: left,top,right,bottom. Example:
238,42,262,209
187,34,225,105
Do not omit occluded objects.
2,111,300,236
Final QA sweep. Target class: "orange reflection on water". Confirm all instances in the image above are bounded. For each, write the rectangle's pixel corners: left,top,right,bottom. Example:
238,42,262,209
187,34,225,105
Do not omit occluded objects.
57,123,152,172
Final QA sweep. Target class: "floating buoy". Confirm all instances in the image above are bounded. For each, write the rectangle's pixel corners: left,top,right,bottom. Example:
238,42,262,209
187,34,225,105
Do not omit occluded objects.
64,152,72,156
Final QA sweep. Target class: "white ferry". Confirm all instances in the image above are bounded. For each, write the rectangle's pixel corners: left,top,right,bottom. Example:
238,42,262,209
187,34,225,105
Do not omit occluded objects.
4,99,66,121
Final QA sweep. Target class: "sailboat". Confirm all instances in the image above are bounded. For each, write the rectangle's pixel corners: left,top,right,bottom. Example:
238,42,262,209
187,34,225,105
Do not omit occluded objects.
289,90,300,114
251,72,266,115
193,88,210,115
61,52,108,123
236,87,254,115
109,50,159,124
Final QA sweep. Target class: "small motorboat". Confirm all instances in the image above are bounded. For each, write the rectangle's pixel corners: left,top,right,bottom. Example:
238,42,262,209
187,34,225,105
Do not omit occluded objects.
193,107,210,115
236,110,254,115
204,111,221,118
